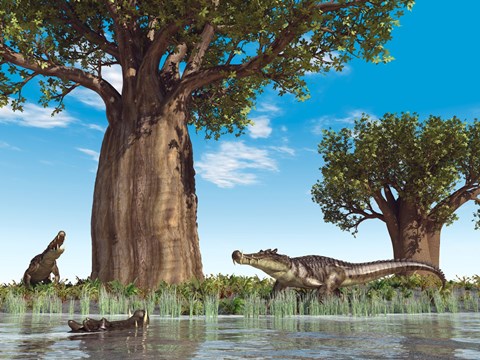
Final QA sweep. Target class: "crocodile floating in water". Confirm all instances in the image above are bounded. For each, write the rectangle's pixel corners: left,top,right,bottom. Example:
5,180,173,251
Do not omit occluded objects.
68,310,149,333
23,231,66,287
232,248,446,296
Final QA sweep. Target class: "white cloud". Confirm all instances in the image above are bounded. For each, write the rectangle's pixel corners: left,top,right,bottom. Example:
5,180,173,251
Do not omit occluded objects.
256,102,282,114
85,123,106,132
248,115,272,139
73,88,105,110
270,145,296,156
77,148,100,162
0,141,20,151
247,100,284,139
73,64,123,110
196,141,278,188
0,100,76,128
312,110,375,135
102,65,123,93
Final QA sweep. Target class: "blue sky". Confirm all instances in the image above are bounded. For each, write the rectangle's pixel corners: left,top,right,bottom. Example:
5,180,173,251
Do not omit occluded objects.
1,2,479,284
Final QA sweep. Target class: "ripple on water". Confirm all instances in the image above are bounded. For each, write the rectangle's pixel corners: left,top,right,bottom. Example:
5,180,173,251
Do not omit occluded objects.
1,313,480,359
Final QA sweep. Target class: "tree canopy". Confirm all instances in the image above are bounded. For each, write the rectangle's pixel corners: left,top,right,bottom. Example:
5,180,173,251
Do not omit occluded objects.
312,113,480,235
1,0,418,287
1,0,413,138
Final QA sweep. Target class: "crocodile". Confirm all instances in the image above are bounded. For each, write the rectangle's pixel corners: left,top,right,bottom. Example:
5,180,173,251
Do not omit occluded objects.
23,230,66,287
232,248,446,296
68,309,149,333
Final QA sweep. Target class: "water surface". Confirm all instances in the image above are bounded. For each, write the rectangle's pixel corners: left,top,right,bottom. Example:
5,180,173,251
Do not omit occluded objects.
1,313,479,359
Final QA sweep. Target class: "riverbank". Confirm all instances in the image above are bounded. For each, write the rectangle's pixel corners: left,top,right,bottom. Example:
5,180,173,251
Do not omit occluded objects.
1,274,479,317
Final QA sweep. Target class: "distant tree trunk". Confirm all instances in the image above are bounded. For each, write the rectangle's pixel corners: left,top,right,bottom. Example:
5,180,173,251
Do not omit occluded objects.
426,226,441,266
387,200,440,267
91,92,203,289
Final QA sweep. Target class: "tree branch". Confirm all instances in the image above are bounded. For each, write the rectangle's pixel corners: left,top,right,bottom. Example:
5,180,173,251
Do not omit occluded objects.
0,44,121,125
0,71,39,96
102,0,138,71
180,0,369,93
159,43,188,93
317,0,369,12
430,183,480,220
138,22,180,81
183,22,215,77
371,186,398,227
57,1,119,59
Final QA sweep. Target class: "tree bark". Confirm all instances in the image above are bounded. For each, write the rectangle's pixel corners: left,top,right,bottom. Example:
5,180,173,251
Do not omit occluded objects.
91,94,203,289
387,200,440,267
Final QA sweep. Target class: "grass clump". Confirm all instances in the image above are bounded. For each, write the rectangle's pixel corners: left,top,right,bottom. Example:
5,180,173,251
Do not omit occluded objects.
0,274,479,317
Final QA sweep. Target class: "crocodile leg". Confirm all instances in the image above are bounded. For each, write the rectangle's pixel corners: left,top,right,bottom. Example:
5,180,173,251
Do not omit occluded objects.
23,272,32,288
68,320,84,332
272,280,287,295
322,267,347,296
52,262,60,283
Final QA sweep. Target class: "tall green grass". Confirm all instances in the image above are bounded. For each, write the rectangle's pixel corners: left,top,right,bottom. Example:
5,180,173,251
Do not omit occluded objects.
204,294,219,320
1,275,480,316
3,289,27,314
157,288,182,317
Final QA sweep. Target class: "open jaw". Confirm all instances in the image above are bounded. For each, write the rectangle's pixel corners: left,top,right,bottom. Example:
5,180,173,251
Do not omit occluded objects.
50,231,66,250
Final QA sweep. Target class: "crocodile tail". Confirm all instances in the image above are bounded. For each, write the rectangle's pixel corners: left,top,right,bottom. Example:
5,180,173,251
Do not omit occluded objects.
343,259,446,287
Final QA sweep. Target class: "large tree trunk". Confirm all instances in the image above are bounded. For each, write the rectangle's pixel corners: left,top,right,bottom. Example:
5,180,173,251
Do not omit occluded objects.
90,94,203,289
387,201,440,267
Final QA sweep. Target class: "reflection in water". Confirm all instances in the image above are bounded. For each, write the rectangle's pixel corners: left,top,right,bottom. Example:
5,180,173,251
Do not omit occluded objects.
0,313,480,359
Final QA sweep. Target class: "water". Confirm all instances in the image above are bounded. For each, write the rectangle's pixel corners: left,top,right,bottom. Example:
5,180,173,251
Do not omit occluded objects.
1,313,480,359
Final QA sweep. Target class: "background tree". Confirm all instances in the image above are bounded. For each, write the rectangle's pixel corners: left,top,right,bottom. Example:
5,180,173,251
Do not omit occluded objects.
0,0,413,289
312,113,480,266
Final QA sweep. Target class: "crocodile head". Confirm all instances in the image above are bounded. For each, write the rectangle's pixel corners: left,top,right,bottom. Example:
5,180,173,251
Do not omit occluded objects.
44,230,66,259
232,248,291,277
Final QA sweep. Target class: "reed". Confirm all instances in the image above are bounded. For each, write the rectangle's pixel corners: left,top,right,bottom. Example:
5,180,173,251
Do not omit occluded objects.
270,290,297,317
432,291,446,313
445,292,459,313
145,291,157,315
80,287,91,315
3,290,27,314
463,291,479,312
1,274,480,316
188,294,203,317
68,297,75,315
157,288,182,317
98,285,110,315
242,293,267,318
204,294,219,320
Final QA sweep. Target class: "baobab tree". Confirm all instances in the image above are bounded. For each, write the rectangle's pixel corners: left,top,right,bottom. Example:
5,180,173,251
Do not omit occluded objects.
1,0,413,289
312,113,480,266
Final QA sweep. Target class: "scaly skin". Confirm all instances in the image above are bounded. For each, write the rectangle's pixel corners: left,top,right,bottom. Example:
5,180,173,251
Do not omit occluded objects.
68,310,149,333
232,248,446,296
23,231,66,287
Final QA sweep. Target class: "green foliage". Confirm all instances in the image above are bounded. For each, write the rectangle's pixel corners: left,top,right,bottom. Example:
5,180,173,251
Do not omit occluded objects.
1,0,413,139
1,274,479,315
312,113,480,234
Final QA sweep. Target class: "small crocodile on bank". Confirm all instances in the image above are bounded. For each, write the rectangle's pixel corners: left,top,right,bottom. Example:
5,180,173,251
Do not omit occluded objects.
23,231,66,287
232,248,446,296
68,310,149,333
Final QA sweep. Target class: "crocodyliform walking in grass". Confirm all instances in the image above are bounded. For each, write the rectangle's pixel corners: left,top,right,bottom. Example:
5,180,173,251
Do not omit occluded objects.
232,248,446,296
